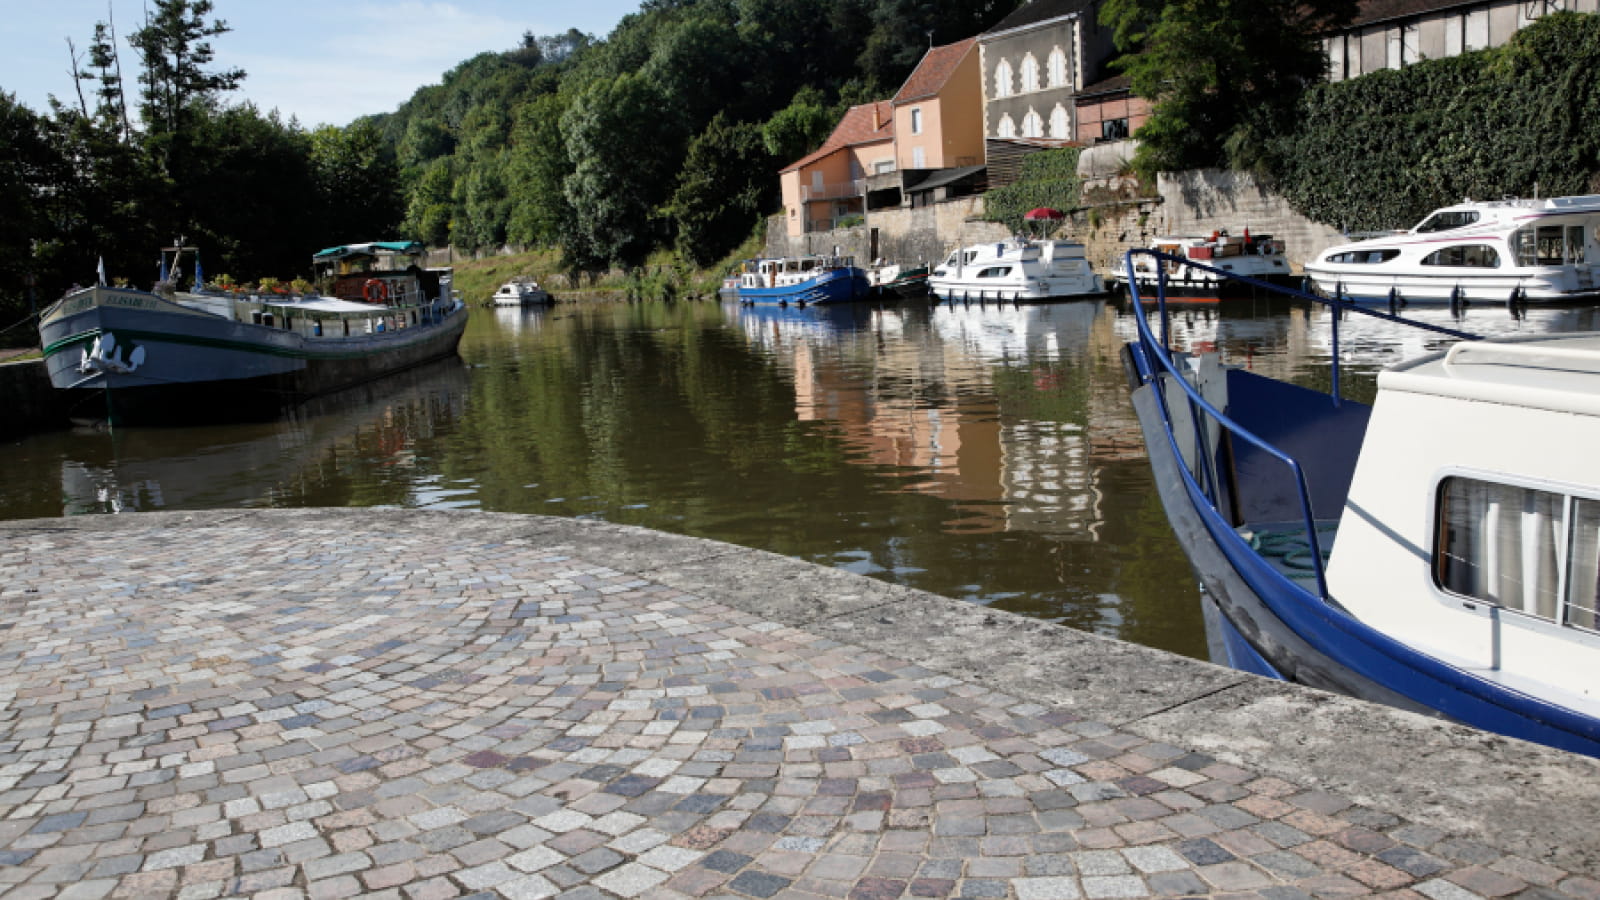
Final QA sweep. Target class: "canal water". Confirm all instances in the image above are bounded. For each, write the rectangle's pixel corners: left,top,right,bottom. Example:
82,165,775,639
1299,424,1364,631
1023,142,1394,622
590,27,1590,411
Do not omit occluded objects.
5,296,1597,662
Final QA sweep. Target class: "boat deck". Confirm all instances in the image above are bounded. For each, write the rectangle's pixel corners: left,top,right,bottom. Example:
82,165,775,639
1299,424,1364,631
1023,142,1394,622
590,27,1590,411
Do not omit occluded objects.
1238,519,1340,586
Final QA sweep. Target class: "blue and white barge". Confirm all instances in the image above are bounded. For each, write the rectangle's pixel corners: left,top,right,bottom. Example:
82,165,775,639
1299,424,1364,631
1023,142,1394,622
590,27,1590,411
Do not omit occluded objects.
735,254,870,306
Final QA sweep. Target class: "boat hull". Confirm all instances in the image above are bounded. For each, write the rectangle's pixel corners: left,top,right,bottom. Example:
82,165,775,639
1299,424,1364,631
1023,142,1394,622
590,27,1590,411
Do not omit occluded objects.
1123,332,1600,758
1303,269,1600,305
1129,272,1298,301
929,275,1104,303
737,267,869,305
40,293,467,425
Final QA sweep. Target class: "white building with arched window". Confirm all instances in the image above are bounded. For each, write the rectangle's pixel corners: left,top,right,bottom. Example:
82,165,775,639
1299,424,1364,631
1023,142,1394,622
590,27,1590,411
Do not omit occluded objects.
979,0,1116,148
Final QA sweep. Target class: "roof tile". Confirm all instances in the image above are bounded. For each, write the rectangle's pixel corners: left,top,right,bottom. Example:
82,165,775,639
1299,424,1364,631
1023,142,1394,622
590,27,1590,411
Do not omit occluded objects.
779,100,894,174
892,37,978,105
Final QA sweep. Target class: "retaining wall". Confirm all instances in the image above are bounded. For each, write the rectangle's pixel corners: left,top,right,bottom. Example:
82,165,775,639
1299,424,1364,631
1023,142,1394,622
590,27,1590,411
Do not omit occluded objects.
0,359,68,439
774,163,1350,278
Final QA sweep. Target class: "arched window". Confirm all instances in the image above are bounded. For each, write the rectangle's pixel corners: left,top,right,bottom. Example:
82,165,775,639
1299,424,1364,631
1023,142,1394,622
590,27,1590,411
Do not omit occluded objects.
997,114,1016,138
994,59,1013,99
1020,54,1040,93
1049,104,1069,139
1021,109,1043,138
1047,47,1068,88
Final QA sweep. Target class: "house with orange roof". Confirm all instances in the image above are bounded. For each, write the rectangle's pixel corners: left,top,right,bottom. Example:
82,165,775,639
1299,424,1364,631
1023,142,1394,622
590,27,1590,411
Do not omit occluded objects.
891,37,984,173
778,101,894,237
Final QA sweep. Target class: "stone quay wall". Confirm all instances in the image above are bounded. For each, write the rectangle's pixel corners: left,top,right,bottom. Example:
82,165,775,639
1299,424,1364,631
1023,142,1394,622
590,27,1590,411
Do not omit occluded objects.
770,163,1349,280
0,359,68,439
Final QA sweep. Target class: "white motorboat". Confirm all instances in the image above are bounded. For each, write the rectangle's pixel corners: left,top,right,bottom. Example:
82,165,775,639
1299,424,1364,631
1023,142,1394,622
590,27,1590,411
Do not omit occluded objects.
929,238,1104,302
1126,230,1293,300
1124,250,1600,757
1304,195,1600,304
491,280,552,306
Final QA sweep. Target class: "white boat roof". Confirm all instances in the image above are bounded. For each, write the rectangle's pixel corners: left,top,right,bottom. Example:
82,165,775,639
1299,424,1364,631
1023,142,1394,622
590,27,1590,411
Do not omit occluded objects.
1382,333,1600,417
284,297,384,313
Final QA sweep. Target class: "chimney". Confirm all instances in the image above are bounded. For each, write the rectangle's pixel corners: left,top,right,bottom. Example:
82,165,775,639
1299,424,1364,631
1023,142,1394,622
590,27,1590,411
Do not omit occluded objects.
872,104,880,131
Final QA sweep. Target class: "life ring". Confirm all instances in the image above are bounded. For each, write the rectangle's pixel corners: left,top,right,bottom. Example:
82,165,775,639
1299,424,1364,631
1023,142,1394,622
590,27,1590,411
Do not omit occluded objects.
363,278,388,302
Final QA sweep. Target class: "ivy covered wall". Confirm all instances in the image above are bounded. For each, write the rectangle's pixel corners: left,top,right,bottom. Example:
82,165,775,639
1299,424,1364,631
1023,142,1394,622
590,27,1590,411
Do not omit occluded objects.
1267,12,1600,233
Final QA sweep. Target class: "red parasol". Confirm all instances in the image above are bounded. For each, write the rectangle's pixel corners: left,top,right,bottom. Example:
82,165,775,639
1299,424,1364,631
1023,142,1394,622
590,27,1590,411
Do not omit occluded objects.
1023,207,1065,220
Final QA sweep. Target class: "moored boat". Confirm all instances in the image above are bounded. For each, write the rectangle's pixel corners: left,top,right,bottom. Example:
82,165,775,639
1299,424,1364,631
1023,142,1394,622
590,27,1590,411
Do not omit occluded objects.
1122,249,1600,757
1304,195,1600,304
1125,230,1292,301
490,279,552,306
868,262,930,299
929,238,1103,302
735,254,870,305
38,241,466,426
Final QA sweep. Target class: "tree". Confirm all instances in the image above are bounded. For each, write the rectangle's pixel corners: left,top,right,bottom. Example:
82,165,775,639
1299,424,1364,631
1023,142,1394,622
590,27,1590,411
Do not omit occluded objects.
0,94,60,324
1101,0,1357,175
310,119,402,244
668,114,775,266
406,158,456,248
129,0,245,149
761,86,836,163
506,93,576,248
561,72,688,268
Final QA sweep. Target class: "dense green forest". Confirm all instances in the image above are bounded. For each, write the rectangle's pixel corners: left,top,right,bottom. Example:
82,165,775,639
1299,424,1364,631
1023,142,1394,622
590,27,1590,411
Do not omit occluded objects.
0,0,1018,339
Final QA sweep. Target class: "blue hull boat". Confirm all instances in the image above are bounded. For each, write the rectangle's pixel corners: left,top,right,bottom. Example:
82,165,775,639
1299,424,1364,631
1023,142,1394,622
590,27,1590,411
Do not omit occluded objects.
1122,252,1600,758
735,255,870,306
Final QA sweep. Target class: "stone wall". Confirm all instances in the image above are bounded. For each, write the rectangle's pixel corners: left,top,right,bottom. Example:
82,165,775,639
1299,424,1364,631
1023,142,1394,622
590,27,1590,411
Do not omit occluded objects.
764,197,1008,268
767,164,1348,278
0,360,68,439
1152,169,1346,269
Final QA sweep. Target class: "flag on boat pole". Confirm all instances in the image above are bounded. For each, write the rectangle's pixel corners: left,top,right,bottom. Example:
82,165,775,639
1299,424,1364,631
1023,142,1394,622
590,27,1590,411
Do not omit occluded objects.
97,257,107,286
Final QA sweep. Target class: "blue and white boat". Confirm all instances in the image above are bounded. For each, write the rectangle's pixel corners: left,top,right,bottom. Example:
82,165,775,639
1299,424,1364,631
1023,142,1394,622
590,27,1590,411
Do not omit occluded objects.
735,254,869,305
1122,250,1600,758
39,241,466,426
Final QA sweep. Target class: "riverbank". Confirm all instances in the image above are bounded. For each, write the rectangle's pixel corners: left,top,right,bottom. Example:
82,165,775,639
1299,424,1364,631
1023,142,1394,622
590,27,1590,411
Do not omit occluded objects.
0,508,1595,898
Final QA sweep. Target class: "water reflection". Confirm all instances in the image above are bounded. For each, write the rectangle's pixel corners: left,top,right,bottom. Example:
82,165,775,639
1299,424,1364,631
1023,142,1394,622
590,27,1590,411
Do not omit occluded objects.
12,358,469,516
15,296,1588,660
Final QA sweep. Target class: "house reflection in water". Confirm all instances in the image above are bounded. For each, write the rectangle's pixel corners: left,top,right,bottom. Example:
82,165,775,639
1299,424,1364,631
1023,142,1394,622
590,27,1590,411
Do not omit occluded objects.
731,300,1143,540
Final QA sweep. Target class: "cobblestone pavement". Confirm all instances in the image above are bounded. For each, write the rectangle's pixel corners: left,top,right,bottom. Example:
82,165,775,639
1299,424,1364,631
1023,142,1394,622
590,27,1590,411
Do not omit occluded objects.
0,514,1595,899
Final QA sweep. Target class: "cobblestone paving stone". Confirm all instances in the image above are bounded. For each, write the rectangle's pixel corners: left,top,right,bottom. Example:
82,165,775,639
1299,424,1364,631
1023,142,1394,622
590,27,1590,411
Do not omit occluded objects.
0,522,1593,899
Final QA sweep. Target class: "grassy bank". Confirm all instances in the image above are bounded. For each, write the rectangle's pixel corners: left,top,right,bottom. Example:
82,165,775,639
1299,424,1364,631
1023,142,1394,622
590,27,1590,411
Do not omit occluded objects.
447,230,765,305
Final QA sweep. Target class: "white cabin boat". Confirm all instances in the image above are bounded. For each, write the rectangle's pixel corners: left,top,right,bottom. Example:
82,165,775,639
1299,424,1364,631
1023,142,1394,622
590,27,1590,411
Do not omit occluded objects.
1305,195,1600,304
929,239,1104,302
1124,252,1600,756
1127,231,1292,300
491,280,551,306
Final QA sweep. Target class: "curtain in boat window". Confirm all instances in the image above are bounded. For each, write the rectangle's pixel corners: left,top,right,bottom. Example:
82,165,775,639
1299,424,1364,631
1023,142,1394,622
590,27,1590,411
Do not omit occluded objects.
1567,499,1600,631
1436,478,1561,620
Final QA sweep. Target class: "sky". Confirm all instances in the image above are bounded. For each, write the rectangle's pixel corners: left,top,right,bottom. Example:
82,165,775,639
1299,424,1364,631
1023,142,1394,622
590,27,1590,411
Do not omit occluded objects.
2,1,644,128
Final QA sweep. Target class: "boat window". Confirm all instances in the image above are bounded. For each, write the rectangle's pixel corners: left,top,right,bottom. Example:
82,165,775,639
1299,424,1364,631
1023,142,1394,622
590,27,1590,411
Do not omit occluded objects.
1415,210,1480,232
1323,249,1401,264
976,267,1012,278
1421,244,1499,267
1514,226,1578,266
1435,477,1569,624
1566,499,1600,632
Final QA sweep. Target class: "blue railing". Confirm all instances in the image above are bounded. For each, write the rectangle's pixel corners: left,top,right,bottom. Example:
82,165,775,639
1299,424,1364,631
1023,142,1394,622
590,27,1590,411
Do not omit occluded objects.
1123,250,1481,601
